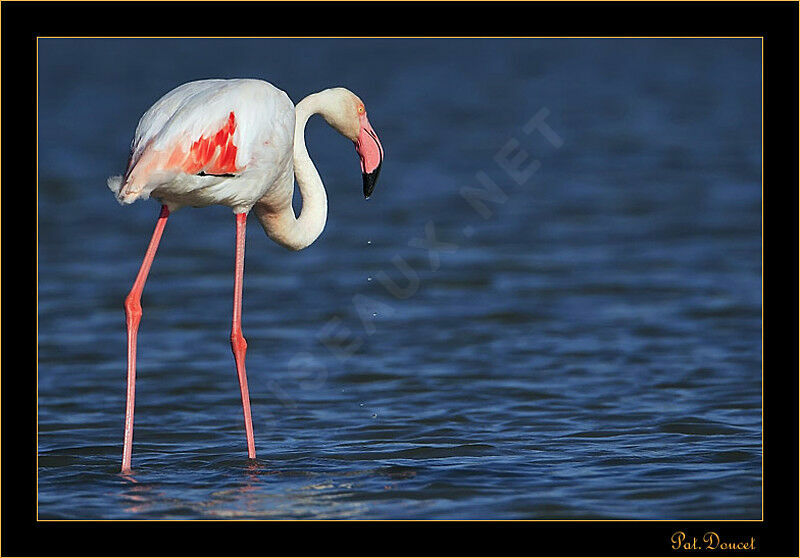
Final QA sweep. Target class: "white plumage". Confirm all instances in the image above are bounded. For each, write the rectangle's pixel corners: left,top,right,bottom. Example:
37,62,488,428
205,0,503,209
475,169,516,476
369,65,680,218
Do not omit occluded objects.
109,79,295,213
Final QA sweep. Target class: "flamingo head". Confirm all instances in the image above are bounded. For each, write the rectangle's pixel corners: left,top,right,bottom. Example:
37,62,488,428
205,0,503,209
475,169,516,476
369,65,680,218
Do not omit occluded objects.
322,88,384,198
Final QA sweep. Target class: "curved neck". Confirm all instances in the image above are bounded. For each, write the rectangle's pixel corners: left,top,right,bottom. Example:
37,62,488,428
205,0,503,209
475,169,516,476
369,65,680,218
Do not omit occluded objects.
254,92,330,251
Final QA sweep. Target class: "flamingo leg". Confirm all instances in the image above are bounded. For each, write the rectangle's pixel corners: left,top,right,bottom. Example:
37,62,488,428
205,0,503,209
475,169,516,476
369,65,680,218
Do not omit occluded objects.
231,212,256,459
121,204,170,473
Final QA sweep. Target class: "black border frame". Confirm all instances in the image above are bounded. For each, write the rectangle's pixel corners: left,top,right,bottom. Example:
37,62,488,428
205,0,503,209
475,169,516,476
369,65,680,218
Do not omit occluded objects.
4,1,797,556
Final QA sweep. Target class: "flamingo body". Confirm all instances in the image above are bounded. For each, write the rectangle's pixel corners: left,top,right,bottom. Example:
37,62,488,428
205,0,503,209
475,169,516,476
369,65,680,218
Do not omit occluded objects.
109,79,295,213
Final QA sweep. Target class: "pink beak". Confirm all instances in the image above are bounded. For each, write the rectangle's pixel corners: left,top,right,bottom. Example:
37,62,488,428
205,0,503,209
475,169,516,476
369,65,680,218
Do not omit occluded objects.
354,113,384,198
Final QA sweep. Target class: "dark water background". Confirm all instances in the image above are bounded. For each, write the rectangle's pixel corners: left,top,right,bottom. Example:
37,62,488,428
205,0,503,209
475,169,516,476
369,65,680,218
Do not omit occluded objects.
37,38,761,519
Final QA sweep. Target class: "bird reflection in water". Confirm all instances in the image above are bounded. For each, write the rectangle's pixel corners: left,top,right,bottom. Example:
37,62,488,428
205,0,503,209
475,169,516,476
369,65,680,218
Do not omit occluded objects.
117,461,377,519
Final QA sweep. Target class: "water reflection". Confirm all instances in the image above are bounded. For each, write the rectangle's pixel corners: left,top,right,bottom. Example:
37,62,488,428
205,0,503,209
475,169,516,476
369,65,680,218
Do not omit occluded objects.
117,462,395,519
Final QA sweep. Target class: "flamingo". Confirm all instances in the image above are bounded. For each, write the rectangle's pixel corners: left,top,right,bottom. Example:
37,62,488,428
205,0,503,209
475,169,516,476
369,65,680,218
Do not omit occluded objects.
108,79,384,473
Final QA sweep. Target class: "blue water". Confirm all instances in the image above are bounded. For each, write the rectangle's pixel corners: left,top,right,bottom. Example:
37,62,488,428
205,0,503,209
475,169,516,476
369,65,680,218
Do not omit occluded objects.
37,38,761,519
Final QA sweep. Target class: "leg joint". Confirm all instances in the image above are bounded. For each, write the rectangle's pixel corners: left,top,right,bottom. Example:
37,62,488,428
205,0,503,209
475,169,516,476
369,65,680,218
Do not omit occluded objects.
230,329,248,354
124,292,142,320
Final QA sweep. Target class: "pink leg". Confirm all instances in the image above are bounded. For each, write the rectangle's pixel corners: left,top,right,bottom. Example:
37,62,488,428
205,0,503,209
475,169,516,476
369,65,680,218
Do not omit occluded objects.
231,212,256,459
121,205,170,473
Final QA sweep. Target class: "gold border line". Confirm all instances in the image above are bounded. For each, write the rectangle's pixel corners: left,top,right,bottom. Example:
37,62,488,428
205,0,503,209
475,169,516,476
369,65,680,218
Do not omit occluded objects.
37,35,765,38
34,35,765,523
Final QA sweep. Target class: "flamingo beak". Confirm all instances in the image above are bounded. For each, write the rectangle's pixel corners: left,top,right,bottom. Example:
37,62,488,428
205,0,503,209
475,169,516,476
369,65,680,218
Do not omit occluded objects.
362,160,382,199
355,113,384,199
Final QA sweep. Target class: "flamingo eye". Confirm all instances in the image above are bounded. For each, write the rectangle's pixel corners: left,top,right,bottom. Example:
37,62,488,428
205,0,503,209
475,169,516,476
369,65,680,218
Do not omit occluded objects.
357,105,365,115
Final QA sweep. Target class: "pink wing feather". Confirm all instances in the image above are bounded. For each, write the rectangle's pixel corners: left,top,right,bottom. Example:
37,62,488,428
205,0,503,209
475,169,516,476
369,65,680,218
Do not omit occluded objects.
163,111,240,175
119,81,248,198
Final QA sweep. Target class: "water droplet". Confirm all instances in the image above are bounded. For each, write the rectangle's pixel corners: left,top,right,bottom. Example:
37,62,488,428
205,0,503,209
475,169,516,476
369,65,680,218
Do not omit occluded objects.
359,402,365,407
366,240,372,246
372,312,377,317
367,276,372,282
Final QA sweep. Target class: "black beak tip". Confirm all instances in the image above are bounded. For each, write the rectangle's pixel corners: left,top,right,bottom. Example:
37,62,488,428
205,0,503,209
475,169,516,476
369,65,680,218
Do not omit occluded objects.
362,162,382,199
